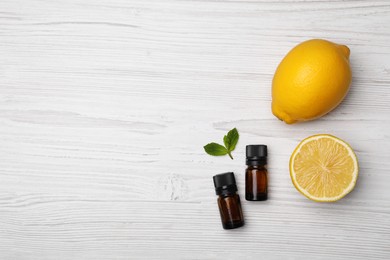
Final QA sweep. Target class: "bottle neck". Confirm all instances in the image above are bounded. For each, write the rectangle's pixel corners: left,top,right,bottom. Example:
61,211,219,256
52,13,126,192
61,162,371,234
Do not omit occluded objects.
215,184,237,197
218,190,237,197
246,158,267,167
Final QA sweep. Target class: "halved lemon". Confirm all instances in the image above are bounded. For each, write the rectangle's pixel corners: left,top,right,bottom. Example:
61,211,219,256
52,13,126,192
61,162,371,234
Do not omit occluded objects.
290,134,358,202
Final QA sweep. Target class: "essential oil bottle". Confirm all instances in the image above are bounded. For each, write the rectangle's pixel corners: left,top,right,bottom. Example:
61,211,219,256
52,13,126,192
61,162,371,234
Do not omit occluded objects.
245,145,268,201
213,172,244,229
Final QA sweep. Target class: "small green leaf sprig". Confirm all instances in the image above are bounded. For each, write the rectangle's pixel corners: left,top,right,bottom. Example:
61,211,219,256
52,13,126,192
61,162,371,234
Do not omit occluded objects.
203,128,239,160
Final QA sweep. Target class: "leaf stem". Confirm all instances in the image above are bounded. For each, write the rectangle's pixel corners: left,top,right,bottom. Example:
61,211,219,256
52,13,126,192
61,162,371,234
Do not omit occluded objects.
228,152,233,160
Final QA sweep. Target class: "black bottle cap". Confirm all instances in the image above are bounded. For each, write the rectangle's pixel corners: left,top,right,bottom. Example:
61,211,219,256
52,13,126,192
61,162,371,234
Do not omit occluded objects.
246,145,267,165
213,172,237,195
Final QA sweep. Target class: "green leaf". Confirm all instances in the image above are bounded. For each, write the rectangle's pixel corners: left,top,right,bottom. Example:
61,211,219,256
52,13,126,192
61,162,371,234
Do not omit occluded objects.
203,128,239,160
203,143,228,156
225,128,239,152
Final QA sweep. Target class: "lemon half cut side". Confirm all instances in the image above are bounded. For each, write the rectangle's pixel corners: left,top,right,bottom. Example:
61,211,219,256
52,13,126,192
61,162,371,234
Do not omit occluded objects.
289,134,359,202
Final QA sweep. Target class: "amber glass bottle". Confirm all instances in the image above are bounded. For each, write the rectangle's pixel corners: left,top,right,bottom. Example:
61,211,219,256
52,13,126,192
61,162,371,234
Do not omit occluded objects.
245,145,268,201
213,172,244,229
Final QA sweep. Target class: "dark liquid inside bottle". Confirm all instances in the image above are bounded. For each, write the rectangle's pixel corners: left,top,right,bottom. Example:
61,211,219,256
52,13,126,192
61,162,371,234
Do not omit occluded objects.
217,193,244,229
246,165,268,201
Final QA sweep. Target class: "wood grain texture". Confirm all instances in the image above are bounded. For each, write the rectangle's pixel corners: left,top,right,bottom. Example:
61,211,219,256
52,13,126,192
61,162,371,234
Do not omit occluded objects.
1,0,390,259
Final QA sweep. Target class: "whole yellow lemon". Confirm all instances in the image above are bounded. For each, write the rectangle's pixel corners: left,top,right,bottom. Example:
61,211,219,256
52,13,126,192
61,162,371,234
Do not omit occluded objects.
272,39,352,124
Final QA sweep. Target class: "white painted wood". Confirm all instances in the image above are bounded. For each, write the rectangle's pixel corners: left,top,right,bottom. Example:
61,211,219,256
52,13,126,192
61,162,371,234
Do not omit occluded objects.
1,0,390,259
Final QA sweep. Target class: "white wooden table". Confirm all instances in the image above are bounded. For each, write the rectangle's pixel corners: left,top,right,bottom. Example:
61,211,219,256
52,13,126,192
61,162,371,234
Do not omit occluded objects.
1,0,390,259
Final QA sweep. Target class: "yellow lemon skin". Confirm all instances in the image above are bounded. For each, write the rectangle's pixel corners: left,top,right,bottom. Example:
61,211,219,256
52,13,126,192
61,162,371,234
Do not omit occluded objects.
272,39,352,124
